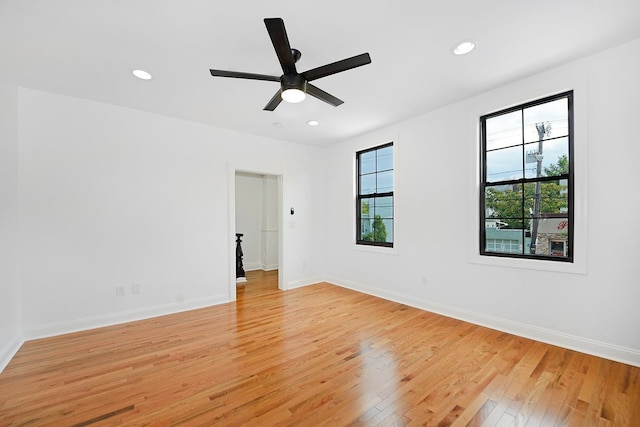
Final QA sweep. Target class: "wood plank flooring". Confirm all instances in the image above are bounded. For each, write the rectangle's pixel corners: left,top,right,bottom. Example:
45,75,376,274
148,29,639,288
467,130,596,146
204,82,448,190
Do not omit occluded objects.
1,270,639,426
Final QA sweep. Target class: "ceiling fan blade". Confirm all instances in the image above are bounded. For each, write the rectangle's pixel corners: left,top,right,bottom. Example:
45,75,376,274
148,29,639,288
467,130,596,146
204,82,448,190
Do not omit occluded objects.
302,53,371,82
306,83,344,107
263,89,283,111
264,18,297,75
209,69,280,82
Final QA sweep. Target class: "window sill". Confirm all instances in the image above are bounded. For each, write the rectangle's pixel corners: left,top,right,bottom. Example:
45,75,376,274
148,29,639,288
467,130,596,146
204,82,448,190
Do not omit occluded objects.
354,243,399,255
469,253,586,274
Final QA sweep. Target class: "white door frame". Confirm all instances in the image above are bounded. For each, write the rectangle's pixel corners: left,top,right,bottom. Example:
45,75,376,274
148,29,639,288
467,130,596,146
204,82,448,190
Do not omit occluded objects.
227,164,285,301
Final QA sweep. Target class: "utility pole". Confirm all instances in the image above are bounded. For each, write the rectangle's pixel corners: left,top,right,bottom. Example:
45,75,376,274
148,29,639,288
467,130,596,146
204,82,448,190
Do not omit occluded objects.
530,122,551,254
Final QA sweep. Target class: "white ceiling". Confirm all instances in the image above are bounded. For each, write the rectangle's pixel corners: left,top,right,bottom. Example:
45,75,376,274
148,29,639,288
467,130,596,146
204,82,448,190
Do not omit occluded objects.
2,1,639,146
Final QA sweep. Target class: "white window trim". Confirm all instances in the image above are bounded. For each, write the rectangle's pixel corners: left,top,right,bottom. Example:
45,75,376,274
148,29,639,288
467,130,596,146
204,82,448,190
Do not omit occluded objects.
468,78,588,274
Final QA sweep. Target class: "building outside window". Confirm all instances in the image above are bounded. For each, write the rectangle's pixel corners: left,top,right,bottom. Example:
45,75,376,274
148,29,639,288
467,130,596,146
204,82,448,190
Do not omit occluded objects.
356,142,394,247
480,91,573,261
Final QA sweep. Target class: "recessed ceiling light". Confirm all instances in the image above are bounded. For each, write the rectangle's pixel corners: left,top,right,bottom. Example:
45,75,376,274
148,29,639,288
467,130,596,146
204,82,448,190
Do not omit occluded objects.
132,69,152,80
452,40,477,55
307,120,320,126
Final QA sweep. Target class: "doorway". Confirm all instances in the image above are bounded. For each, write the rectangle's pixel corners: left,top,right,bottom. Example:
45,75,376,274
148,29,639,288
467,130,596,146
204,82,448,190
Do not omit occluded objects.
229,169,284,301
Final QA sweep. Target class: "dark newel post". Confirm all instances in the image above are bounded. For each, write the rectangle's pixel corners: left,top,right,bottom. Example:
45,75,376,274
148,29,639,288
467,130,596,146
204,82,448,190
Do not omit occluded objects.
235,233,246,280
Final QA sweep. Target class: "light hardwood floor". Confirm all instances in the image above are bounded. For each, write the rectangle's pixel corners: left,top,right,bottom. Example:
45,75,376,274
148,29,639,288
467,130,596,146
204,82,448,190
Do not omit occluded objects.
1,270,638,426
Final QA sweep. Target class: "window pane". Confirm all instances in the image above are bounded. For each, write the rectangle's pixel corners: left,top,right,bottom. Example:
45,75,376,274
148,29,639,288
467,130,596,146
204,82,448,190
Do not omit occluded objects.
360,151,376,174
544,138,569,177
381,219,393,243
528,216,569,257
523,98,569,143
374,196,393,218
377,170,393,193
524,138,569,179
360,174,375,195
360,216,391,243
486,145,523,182
377,146,393,171
539,181,569,214
485,185,523,226
486,111,522,151
524,182,568,218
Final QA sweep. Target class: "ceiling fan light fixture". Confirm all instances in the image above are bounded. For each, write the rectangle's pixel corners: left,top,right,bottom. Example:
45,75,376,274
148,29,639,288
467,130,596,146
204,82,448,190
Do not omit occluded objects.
281,88,306,103
281,73,307,103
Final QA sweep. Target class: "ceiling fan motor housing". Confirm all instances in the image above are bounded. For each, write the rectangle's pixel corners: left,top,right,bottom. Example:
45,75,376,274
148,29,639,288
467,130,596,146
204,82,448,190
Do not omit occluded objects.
281,73,306,93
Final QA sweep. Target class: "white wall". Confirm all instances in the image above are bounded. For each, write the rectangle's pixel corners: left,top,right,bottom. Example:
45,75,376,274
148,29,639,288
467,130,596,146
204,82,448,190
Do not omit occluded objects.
18,89,325,338
0,81,22,371
235,172,263,271
324,38,640,366
261,175,279,270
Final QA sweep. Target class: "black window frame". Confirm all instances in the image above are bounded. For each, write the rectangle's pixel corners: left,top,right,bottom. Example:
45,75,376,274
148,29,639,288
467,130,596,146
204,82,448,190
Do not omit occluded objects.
480,91,574,262
356,142,394,248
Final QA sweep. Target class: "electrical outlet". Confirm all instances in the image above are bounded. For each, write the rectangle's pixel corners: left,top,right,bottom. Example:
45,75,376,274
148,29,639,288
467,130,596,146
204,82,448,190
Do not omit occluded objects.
132,283,140,295
116,286,125,297
420,276,428,286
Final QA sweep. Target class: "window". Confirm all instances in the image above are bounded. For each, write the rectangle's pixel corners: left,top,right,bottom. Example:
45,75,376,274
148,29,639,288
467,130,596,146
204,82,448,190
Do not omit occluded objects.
480,91,573,261
356,143,394,247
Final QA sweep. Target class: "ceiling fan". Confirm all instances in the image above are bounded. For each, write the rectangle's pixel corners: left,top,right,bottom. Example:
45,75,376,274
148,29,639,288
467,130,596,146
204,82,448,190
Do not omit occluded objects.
209,18,372,111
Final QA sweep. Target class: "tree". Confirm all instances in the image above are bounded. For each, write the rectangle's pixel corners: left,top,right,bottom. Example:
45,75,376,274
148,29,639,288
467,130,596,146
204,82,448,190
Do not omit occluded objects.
544,154,568,176
485,186,526,228
362,214,387,242
361,201,370,215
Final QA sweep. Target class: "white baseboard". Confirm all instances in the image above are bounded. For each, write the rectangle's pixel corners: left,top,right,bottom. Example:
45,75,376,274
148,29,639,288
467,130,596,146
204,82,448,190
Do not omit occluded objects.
244,264,279,272
287,276,324,290
0,336,24,374
22,295,229,341
243,262,262,271
325,276,640,368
